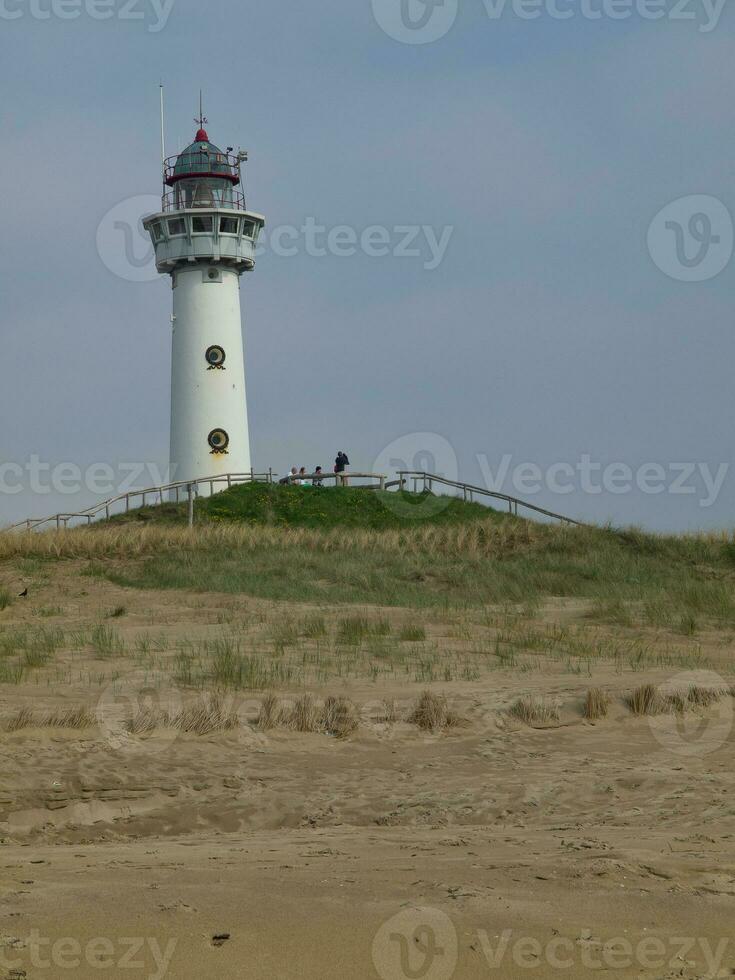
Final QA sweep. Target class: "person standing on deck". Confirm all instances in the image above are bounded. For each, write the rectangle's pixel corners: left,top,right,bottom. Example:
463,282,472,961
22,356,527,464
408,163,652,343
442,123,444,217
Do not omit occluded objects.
335,452,350,486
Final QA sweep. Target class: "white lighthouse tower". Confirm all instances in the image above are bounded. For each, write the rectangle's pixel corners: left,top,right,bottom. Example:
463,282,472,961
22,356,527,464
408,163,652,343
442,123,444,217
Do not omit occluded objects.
143,110,265,492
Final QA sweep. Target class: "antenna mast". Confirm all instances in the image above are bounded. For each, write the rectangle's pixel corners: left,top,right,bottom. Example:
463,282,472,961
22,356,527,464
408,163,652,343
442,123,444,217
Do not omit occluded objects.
159,84,166,174
196,90,208,131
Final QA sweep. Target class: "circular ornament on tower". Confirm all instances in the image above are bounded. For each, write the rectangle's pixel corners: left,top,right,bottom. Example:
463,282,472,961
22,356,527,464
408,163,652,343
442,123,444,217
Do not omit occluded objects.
205,345,226,369
208,429,230,454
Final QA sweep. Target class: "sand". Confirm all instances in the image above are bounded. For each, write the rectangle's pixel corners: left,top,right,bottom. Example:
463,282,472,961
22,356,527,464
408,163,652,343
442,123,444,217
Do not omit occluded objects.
1,563,734,979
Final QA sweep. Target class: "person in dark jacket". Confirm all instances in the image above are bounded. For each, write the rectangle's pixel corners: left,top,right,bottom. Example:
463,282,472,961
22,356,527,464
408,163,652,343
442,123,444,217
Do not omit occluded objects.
334,452,350,485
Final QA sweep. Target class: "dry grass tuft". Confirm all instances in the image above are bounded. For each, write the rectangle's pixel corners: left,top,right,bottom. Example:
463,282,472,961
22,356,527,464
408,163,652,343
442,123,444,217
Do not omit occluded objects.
626,684,660,716
126,707,158,735
509,695,560,726
321,696,359,739
287,694,320,733
257,692,284,730
170,694,239,735
3,705,35,732
408,691,446,731
2,705,96,732
626,683,727,717
47,706,96,729
584,688,609,720
661,692,687,714
688,685,724,708
257,693,359,738
127,694,240,736
377,699,398,724
407,691,462,731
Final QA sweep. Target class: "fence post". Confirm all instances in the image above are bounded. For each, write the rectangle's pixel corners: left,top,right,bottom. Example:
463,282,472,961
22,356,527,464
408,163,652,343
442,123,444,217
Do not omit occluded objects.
187,484,194,528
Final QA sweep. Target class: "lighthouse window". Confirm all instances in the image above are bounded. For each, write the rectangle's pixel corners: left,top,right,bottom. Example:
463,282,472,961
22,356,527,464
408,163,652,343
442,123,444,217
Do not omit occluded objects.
167,217,186,237
192,216,213,234
241,220,256,240
150,221,163,243
219,216,239,235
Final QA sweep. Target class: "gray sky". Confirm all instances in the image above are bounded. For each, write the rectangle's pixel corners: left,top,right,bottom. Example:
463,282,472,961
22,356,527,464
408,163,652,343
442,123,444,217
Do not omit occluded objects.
1,0,733,530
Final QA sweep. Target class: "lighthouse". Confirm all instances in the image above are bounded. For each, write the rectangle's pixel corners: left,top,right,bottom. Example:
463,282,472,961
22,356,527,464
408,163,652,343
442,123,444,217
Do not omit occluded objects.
143,111,265,492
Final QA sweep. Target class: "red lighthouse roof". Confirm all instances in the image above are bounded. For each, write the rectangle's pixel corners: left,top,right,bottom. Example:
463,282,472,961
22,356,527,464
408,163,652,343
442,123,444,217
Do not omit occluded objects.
195,128,209,143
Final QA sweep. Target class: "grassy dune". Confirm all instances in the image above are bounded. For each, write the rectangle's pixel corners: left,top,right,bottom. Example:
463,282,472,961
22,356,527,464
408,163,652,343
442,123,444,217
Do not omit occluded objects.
105,483,497,530
95,523,735,623
3,508,735,627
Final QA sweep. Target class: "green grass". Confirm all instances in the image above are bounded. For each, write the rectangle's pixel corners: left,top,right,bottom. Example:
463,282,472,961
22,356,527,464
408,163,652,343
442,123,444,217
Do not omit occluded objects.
0,661,25,684
105,482,498,531
399,624,427,642
90,624,125,658
96,521,735,626
336,617,392,645
7,493,735,630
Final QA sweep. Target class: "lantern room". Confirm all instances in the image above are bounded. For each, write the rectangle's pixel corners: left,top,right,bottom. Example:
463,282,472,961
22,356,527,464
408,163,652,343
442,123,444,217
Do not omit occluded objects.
163,127,244,211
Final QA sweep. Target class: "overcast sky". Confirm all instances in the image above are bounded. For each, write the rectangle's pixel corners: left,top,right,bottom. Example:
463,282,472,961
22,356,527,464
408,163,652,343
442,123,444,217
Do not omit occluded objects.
0,0,733,530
